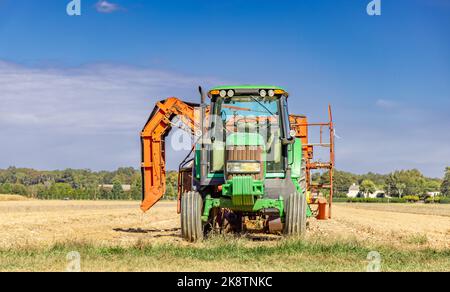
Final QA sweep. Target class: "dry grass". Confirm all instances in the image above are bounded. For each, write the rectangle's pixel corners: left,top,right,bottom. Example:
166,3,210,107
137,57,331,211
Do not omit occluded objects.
326,203,450,250
0,194,29,202
336,203,450,217
0,236,448,272
0,200,449,271
0,200,180,249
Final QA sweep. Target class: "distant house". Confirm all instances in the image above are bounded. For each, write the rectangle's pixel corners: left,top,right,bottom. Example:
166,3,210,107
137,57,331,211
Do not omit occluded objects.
427,191,440,198
98,184,131,192
347,184,361,198
369,190,387,199
346,183,387,198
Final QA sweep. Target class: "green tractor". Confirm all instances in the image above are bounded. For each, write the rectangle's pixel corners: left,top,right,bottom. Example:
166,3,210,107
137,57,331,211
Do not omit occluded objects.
180,86,312,242
140,85,334,242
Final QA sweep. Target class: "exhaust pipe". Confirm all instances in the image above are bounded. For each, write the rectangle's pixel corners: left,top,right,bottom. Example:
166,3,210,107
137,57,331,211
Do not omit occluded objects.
199,86,208,185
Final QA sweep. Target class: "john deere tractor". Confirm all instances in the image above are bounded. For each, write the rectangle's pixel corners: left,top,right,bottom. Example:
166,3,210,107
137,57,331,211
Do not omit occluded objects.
140,85,333,242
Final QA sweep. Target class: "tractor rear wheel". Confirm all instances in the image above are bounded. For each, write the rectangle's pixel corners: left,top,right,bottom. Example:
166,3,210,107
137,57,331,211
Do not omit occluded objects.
181,191,203,242
284,192,307,237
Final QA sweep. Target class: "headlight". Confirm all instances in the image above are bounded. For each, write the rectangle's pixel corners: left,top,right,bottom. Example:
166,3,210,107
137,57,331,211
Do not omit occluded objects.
260,90,267,97
220,90,227,98
268,89,275,97
227,162,261,174
227,90,235,98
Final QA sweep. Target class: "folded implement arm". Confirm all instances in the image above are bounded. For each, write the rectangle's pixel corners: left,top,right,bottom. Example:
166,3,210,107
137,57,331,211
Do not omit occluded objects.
140,97,198,212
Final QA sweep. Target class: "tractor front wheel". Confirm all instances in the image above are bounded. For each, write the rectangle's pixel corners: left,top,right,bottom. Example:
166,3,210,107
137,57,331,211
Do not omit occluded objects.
284,192,307,237
181,191,203,242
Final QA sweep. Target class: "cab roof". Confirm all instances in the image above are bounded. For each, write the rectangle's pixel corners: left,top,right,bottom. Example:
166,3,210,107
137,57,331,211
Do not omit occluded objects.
211,85,286,91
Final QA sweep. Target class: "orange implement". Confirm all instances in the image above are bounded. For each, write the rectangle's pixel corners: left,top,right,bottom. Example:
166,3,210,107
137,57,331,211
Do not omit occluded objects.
316,198,328,220
140,98,197,212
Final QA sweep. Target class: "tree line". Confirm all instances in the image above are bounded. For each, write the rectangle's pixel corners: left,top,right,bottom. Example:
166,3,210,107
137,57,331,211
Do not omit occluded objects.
0,167,178,201
0,166,448,200
315,168,449,198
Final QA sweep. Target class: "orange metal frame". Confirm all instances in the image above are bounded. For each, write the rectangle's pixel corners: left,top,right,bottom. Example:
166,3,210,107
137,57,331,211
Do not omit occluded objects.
289,106,335,218
140,98,197,212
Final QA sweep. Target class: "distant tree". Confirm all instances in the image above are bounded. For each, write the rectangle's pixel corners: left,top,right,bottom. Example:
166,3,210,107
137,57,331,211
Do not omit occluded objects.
111,180,124,200
49,183,73,200
114,167,137,185
1,166,443,201
165,172,179,200
83,184,98,201
395,183,407,198
130,174,142,201
358,172,386,187
99,187,111,200
385,170,427,197
0,183,13,194
327,170,359,196
441,167,450,197
423,179,441,193
11,184,28,196
360,180,376,197
35,184,49,200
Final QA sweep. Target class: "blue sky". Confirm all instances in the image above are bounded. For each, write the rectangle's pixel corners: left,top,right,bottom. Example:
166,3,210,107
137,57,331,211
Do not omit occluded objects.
0,0,449,177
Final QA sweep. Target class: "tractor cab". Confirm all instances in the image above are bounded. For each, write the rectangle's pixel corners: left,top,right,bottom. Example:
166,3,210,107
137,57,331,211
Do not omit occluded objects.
204,86,295,181
208,87,288,176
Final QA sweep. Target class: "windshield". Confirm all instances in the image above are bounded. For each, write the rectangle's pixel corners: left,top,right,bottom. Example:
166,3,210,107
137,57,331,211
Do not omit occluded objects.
210,96,284,173
221,96,276,117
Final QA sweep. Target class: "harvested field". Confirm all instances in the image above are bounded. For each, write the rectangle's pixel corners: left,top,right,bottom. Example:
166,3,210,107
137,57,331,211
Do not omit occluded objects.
309,203,450,250
0,194,30,202
0,200,180,249
334,203,450,217
0,200,448,271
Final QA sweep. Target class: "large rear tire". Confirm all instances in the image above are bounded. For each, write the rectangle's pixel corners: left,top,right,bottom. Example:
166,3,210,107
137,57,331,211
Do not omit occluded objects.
284,192,307,237
181,191,203,242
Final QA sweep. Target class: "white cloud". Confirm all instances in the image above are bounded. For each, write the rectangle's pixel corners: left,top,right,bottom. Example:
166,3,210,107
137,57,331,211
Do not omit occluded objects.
0,60,224,170
0,61,220,134
0,60,448,177
376,99,398,109
95,1,121,14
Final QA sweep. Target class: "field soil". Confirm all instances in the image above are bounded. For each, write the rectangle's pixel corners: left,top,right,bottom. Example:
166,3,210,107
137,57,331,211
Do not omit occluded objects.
309,203,450,250
0,201,448,271
0,201,448,249
0,200,180,248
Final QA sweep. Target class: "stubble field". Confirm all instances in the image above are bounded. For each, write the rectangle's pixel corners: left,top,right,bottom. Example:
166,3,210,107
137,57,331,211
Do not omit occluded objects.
0,200,448,272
